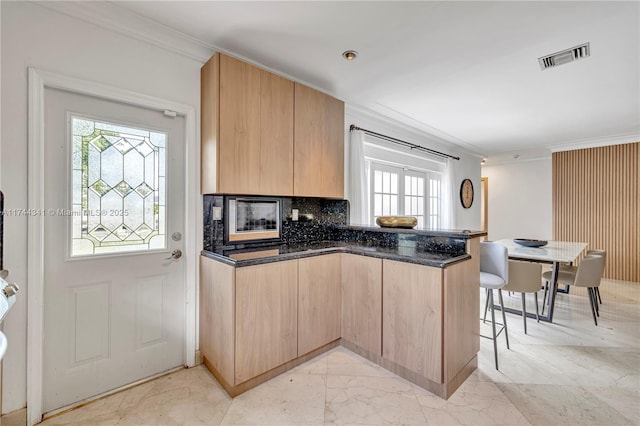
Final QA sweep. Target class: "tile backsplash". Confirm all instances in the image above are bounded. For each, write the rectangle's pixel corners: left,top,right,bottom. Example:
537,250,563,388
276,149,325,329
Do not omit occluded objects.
203,194,224,251
281,197,349,243
203,195,465,256
332,227,466,253
203,195,349,250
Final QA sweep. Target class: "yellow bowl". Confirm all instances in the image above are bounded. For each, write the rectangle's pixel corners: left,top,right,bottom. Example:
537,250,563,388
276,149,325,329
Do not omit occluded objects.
375,216,418,228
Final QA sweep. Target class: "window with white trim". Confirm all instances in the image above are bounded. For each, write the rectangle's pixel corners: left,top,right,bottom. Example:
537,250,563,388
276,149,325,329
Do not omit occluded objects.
372,163,399,218
370,162,442,228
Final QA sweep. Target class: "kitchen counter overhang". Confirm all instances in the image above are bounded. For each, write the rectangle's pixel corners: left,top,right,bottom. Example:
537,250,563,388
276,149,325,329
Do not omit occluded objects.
202,240,471,269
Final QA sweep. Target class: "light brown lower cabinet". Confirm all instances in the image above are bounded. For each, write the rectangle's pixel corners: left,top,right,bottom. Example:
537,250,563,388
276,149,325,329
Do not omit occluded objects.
200,239,480,399
382,260,443,383
444,239,480,381
298,254,342,355
341,254,383,355
199,256,235,385
380,243,480,397
235,260,298,383
200,256,298,387
200,255,342,391
340,244,479,398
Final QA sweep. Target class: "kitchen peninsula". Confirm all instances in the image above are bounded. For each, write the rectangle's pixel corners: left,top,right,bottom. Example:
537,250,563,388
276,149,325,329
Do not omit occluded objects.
200,202,484,400
199,51,484,400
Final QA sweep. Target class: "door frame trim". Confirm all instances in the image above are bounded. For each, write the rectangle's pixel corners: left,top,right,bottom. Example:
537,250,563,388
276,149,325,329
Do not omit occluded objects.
480,177,488,235
27,68,199,425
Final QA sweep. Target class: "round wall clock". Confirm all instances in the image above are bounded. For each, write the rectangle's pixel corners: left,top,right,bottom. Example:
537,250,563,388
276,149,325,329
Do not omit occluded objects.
460,178,474,209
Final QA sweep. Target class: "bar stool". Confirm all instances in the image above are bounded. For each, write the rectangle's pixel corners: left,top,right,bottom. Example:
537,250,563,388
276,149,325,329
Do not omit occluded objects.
480,241,510,370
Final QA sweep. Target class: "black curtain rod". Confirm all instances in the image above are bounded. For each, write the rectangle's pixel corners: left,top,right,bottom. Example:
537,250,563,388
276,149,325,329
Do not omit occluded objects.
349,124,460,161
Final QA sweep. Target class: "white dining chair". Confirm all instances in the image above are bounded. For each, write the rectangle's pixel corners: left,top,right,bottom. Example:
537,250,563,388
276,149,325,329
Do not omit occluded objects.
543,255,605,325
541,250,606,315
503,260,542,334
558,250,607,304
480,241,509,369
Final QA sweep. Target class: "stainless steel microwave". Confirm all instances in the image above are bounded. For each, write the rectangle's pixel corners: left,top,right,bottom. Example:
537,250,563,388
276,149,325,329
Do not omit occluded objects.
226,197,281,243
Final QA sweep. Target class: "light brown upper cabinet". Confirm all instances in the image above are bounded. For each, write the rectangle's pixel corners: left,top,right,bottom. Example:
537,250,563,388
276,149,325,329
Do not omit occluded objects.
201,53,294,195
294,83,345,198
201,53,345,197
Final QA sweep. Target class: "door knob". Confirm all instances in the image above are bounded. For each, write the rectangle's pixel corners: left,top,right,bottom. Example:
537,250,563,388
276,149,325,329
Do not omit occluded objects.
165,249,182,260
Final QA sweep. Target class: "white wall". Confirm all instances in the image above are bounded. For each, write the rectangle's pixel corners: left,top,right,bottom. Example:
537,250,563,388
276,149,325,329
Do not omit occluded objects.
481,158,552,241
0,2,203,413
454,154,482,231
344,107,482,231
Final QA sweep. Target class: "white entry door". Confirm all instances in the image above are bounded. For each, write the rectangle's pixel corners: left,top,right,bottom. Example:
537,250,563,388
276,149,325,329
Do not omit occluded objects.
42,87,185,413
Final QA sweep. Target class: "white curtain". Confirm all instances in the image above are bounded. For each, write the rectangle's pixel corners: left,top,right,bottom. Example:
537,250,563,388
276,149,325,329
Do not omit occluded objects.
349,129,369,224
441,158,456,229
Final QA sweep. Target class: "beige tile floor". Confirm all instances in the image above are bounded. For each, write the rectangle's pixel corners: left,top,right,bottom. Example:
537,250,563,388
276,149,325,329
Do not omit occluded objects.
4,277,639,425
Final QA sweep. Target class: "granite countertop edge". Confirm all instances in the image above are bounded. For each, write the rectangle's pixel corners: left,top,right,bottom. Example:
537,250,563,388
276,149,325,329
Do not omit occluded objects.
337,224,487,239
201,245,471,269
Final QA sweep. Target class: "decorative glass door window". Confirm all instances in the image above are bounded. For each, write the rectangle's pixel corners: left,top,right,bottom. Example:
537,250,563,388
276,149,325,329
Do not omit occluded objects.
71,116,166,256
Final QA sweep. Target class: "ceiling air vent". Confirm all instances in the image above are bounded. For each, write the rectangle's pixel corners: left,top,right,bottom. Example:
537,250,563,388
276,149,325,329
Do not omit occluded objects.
538,42,590,70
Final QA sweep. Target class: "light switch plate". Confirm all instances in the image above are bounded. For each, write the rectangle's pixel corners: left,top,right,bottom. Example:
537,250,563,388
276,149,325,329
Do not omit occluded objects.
291,209,299,221
212,206,222,221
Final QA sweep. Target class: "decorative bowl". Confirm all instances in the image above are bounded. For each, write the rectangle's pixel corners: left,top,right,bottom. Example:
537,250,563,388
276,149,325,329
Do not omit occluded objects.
375,216,418,229
514,238,548,248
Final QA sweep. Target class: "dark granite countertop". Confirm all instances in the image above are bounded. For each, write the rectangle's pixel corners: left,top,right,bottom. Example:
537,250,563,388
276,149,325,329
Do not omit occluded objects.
202,240,471,268
337,224,487,239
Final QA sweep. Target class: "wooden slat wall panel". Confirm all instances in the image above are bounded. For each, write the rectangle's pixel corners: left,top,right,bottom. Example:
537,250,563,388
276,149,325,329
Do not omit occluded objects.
553,142,639,282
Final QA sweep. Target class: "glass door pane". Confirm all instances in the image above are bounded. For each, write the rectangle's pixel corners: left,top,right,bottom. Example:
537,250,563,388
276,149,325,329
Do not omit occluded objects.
71,116,167,257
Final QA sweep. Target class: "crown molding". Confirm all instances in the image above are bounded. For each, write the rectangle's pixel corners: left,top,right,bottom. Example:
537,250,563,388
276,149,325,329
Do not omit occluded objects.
482,154,552,167
32,1,637,162
30,1,346,96
33,1,215,62
547,131,640,153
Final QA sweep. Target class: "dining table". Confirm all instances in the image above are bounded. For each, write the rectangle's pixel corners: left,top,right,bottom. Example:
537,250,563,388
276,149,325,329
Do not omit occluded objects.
494,239,587,322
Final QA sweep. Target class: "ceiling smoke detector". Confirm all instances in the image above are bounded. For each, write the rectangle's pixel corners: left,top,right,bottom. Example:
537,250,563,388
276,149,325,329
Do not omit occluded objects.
538,42,590,70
